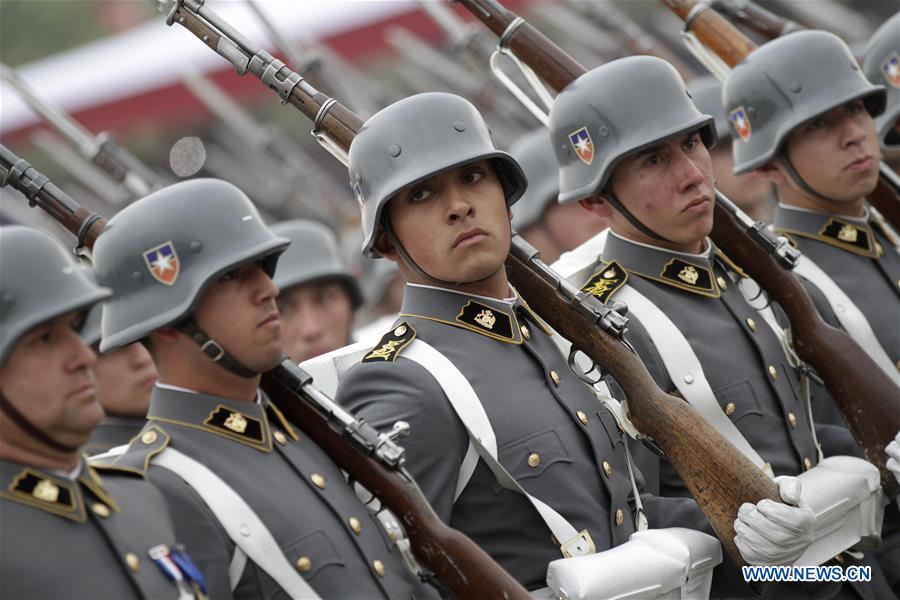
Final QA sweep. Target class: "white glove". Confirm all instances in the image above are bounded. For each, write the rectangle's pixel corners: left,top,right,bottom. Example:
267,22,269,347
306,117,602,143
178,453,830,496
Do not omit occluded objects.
734,476,816,565
887,431,900,486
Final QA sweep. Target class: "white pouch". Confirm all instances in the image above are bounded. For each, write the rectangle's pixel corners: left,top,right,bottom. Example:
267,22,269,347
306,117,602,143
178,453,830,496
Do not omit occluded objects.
543,528,722,600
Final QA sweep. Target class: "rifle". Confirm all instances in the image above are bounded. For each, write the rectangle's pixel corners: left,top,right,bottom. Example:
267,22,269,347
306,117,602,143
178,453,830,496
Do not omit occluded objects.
451,0,900,500
0,141,530,600
156,0,790,566
1,63,167,200
675,0,900,231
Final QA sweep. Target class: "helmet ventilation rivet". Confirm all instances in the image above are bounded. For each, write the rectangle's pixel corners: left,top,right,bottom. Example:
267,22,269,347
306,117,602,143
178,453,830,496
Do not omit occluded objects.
131,271,143,283
789,81,802,93
598,126,609,138
190,241,203,254
389,144,401,157
452,121,466,132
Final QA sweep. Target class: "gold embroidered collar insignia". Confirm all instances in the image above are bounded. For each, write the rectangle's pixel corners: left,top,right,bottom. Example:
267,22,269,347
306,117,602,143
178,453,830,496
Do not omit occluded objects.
581,261,628,303
818,218,876,256
659,258,719,297
362,322,416,363
3,468,85,521
455,300,515,341
204,405,266,446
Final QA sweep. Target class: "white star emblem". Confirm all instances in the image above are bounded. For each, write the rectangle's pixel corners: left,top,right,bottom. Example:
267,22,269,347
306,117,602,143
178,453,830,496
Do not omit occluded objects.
575,138,591,154
152,253,174,274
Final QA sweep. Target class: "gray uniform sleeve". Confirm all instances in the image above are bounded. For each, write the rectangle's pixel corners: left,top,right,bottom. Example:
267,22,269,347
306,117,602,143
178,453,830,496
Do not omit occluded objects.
337,358,471,523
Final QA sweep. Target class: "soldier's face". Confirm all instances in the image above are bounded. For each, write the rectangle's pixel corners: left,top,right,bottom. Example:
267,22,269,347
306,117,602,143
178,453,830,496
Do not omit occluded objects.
778,100,880,206
605,131,716,251
193,259,283,372
0,311,103,455
93,342,156,418
277,281,354,363
382,160,512,283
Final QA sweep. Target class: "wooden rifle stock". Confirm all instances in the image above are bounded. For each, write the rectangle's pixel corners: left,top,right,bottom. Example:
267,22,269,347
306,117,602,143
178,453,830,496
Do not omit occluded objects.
454,0,900,499
0,141,528,599
710,0,803,40
661,0,900,232
506,250,778,565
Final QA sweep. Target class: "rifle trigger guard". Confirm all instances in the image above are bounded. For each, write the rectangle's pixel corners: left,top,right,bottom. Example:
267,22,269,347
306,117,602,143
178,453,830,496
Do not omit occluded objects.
567,347,603,387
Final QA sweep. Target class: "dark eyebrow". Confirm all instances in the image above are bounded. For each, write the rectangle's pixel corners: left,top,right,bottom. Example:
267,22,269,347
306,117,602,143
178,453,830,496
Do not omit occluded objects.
633,143,665,159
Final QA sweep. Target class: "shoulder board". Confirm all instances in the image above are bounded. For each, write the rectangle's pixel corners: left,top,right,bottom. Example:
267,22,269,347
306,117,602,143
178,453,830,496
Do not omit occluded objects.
88,425,170,477
580,260,627,303
362,322,416,364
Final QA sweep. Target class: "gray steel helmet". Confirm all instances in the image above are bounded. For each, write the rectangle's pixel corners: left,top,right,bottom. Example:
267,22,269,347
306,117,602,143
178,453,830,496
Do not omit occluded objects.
549,56,716,205
79,267,103,348
687,76,731,141
0,226,109,367
509,129,560,231
270,220,363,309
347,92,527,257
93,178,289,353
723,30,886,175
863,13,900,148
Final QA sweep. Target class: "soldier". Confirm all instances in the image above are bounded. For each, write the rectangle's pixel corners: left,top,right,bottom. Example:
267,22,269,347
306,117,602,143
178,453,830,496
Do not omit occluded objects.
508,129,608,263
547,56,891,598
863,12,900,170
687,77,775,222
723,31,898,422
80,271,157,455
335,92,817,591
723,29,900,595
0,225,210,599
89,179,432,599
269,220,363,363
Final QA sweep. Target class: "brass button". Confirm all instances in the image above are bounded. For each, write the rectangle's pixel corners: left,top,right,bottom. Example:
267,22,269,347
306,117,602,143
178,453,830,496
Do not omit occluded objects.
91,503,110,518
394,325,407,336
373,559,386,577
296,556,312,573
602,460,612,478
768,365,778,380
577,410,589,425
520,324,531,340
725,402,736,416
348,517,362,535
549,370,561,386
788,413,797,428
527,453,541,468
804,457,813,471
125,552,140,572
274,431,287,445
310,473,326,489
141,431,157,445
746,318,757,332
716,276,727,290
615,508,625,526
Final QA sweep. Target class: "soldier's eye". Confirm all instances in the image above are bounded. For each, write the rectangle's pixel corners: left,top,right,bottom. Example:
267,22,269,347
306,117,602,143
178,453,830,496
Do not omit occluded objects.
846,102,864,116
408,189,433,203
462,170,484,184
805,118,825,132
220,267,240,281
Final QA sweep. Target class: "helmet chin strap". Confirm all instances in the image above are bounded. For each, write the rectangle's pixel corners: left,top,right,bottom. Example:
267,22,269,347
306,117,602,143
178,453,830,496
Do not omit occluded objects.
779,153,840,204
178,318,259,379
0,390,80,453
383,218,503,288
601,192,677,245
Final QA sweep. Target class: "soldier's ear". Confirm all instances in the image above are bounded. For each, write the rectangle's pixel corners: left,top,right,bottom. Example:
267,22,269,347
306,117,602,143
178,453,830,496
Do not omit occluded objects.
372,231,400,263
579,195,613,218
755,162,786,186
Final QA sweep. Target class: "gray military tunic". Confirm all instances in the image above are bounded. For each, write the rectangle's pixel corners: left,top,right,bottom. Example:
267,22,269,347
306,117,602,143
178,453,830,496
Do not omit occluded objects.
337,283,699,589
0,459,208,599
96,385,427,600
84,416,146,455
578,231,891,599
774,204,900,595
